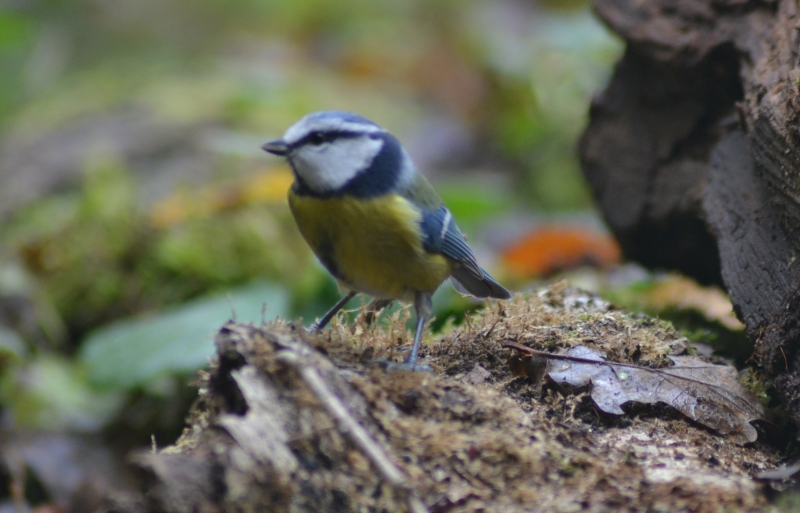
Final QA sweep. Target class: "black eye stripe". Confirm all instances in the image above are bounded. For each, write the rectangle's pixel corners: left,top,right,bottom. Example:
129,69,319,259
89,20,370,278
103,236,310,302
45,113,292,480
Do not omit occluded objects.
304,131,331,146
291,130,369,149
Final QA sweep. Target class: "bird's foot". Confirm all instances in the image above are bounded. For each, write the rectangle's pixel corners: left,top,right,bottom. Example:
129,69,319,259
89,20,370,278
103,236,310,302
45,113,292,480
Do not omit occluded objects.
370,359,433,373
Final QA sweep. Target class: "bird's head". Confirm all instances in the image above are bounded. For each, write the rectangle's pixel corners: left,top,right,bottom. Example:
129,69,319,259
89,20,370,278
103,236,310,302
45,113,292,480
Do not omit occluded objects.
262,111,413,196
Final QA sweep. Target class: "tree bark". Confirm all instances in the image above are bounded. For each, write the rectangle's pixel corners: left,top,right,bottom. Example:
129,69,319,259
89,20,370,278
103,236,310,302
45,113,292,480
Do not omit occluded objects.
581,0,800,428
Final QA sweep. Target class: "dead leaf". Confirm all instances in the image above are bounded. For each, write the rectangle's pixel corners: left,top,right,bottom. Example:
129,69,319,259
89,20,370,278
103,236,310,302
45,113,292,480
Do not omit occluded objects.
504,343,765,445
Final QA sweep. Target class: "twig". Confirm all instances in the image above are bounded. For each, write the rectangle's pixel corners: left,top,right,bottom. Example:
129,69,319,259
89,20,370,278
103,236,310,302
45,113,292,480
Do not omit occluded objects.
276,350,427,513
502,341,738,389
503,341,655,368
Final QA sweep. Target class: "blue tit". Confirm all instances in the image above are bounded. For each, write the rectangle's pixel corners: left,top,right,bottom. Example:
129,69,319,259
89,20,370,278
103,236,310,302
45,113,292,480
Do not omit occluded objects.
262,111,511,370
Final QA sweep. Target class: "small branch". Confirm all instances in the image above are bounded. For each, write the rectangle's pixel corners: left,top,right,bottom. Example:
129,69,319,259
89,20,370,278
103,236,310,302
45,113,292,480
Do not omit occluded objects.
503,341,647,368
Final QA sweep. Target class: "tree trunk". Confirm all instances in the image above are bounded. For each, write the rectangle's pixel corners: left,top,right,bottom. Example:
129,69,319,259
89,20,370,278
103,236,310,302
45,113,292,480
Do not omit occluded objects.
580,0,800,428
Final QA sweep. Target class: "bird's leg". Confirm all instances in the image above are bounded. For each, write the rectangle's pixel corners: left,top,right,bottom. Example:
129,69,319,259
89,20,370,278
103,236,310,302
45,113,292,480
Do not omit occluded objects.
368,292,433,372
309,290,357,333
404,291,432,369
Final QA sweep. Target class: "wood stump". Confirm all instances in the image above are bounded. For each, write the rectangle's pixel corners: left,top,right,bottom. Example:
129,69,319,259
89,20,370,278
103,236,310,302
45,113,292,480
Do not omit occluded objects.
580,0,800,428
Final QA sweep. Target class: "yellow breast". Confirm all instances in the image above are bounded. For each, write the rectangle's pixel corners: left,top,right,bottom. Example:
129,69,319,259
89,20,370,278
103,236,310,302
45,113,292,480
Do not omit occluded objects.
288,191,452,301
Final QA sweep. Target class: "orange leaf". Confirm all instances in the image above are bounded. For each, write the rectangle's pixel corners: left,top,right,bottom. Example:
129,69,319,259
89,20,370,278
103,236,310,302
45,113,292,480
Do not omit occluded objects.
502,226,621,278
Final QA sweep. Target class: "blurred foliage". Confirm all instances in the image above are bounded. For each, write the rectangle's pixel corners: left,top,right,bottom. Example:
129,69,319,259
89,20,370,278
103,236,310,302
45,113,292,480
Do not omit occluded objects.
0,0,625,442
436,182,511,231
3,161,312,340
601,274,753,366
1,354,124,431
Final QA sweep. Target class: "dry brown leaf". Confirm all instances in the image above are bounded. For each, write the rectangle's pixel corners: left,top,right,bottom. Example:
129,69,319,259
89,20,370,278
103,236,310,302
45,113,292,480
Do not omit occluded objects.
506,343,765,445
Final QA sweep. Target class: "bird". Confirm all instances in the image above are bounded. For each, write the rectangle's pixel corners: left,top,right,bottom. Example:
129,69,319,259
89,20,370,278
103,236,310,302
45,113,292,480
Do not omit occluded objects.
262,111,511,370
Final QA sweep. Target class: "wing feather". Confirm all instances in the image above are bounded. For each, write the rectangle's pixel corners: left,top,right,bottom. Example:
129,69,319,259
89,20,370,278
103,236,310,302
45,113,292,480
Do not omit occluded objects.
419,206,511,299
420,206,482,278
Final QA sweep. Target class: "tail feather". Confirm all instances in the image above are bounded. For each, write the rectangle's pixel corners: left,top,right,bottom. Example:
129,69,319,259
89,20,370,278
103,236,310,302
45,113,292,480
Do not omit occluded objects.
450,266,512,300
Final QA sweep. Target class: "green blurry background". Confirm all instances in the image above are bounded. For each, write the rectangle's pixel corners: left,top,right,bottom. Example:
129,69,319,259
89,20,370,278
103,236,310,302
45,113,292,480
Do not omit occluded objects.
0,0,628,460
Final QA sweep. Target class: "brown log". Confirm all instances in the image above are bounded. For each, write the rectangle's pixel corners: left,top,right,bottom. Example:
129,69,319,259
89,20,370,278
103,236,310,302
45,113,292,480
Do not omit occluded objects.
581,0,800,427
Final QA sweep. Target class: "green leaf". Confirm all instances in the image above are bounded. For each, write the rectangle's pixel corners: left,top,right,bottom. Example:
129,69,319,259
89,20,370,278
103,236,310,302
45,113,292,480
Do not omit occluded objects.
79,281,288,389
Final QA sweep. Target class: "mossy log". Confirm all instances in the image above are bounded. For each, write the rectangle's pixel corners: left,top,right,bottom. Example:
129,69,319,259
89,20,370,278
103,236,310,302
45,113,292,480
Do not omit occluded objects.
99,285,778,513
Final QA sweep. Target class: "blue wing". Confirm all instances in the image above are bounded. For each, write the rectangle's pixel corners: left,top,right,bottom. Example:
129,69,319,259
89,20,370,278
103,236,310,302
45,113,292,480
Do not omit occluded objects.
419,206,511,299
420,206,481,277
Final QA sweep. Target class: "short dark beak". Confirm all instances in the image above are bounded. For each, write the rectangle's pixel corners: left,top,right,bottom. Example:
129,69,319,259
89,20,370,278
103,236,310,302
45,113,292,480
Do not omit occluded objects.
261,139,288,156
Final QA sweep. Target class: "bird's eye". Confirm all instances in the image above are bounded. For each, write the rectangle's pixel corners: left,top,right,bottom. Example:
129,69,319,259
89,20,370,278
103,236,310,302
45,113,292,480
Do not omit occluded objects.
307,132,327,145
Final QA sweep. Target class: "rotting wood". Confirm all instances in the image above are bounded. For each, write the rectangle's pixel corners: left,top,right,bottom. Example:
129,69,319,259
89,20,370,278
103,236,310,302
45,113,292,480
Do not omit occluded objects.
582,0,800,429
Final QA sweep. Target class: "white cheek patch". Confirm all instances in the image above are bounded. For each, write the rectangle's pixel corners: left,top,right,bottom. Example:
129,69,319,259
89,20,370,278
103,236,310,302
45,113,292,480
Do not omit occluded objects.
292,137,384,193
395,147,416,190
